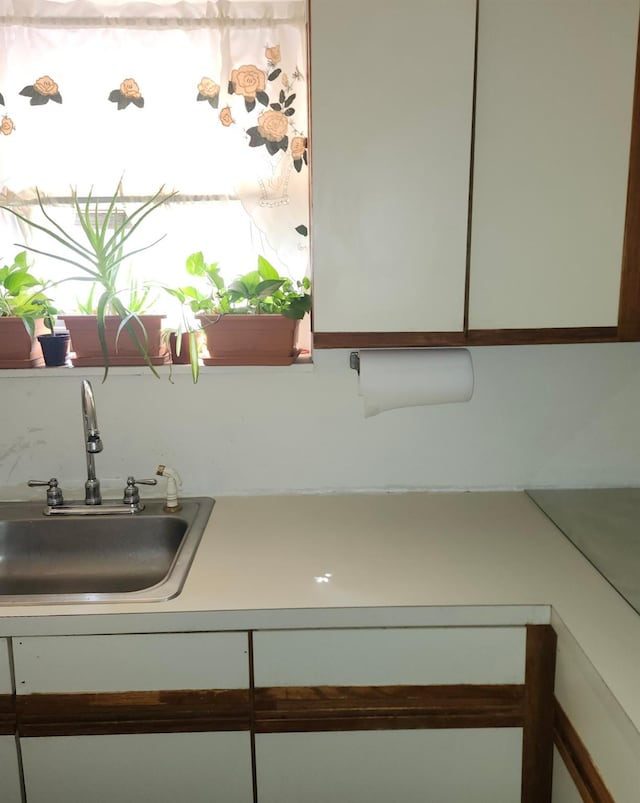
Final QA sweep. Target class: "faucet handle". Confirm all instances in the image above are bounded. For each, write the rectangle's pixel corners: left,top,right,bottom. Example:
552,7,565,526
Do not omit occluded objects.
28,478,65,507
123,476,157,506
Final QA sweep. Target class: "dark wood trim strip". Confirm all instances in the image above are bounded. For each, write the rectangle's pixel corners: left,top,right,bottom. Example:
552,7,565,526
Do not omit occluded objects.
0,693,15,735
463,0,480,335
554,700,615,803
313,332,467,349
618,9,640,339
16,689,251,737
521,624,557,803
467,327,618,346
313,327,617,349
254,684,525,733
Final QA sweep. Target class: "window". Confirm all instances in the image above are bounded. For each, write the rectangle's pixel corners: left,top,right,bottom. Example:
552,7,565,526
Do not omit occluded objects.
0,0,309,329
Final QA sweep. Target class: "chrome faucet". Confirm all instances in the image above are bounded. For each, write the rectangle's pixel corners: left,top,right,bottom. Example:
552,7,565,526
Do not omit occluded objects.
81,379,103,505
28,380,158,515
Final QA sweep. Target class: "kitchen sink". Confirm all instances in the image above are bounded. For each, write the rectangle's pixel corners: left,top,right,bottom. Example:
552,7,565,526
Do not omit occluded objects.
0,497,214,605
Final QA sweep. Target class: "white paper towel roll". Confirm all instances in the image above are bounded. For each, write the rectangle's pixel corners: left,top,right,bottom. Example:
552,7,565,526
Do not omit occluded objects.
358,348,474,417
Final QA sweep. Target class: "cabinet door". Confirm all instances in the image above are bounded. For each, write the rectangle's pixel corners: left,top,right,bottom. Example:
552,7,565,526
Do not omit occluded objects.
256,729,522,803
0,736,22,803
469,0,640,330
311,0,476,335
21,731,252,803
254,628,526,803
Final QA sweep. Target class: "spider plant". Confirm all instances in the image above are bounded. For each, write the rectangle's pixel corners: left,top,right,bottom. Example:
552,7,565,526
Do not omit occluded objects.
0,181,177,379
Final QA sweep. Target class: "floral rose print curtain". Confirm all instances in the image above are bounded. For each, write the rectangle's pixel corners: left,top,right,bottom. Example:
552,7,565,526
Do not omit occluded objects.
0,0,309,288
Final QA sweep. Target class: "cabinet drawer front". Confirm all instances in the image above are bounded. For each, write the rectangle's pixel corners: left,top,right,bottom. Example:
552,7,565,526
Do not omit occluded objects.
0,639,12,694
253,627,526,686
13,632,249,693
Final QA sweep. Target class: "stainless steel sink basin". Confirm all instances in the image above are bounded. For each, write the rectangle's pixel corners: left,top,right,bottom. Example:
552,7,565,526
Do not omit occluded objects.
0,497,214,605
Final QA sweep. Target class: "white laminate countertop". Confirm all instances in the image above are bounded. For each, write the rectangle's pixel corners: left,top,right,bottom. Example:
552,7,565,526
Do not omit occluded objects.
0,491,639,731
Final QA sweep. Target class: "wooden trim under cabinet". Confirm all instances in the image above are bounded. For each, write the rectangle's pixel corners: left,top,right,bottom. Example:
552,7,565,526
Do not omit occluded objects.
312,331,468,349
313,327,619,349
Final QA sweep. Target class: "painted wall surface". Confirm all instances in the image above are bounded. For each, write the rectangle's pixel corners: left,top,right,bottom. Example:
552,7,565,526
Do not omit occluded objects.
1,342,640,500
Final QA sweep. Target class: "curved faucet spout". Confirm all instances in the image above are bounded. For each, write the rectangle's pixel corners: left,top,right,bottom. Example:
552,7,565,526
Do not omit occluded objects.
81,380,103,454
81,380,102,504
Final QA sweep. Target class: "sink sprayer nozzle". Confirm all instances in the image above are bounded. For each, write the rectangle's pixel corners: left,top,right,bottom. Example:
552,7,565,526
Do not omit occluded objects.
156,464,182,513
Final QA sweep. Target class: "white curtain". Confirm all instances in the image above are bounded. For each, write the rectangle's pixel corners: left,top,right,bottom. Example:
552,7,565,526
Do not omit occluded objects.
0,0,309,313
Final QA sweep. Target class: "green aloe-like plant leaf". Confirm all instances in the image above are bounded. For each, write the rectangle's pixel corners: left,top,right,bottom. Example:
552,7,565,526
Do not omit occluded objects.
188,329,200,384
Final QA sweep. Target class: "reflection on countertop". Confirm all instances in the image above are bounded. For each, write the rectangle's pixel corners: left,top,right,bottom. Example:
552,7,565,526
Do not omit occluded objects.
526,487,640,616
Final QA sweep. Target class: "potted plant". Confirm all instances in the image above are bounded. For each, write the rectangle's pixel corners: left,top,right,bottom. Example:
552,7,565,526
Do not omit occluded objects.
62,279,168,369
0,181,176,379
191,253,311,366
36,299,70,367
0,250,52,368
161,259,207,382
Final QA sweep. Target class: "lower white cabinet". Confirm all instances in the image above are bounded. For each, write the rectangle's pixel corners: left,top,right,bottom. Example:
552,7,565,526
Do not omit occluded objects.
255,729,523,803
0,735,22,803
20,731,253,803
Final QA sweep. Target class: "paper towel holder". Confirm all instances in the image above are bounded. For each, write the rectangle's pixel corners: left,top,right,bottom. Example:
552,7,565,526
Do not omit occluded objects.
349,352,360,374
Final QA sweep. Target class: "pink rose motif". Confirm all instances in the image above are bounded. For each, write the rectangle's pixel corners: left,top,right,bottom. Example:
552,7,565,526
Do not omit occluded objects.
219,106,234,127
0,115,14,135
109,78,144,110
20,75,62,105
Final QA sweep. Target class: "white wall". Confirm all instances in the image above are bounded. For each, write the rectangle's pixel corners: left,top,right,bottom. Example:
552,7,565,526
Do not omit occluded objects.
2,342,640,500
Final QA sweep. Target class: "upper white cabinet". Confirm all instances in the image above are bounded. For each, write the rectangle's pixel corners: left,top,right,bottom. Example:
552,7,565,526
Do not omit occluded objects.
311,0,640,345
311,0,477,334
469,0,640,330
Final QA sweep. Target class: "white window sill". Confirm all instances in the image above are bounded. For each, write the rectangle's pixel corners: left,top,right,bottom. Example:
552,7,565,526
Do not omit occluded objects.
0,361,315,379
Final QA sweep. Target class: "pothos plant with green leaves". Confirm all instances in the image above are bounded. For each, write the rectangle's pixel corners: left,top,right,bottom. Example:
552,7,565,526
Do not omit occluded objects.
0,181,177,380
171,251,311,318
0,250,55,336
162,252,311,382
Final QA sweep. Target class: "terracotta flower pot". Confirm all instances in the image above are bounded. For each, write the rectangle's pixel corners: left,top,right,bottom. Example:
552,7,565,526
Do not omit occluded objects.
0,317,44,368
197,313,299,366
62,315,168,366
